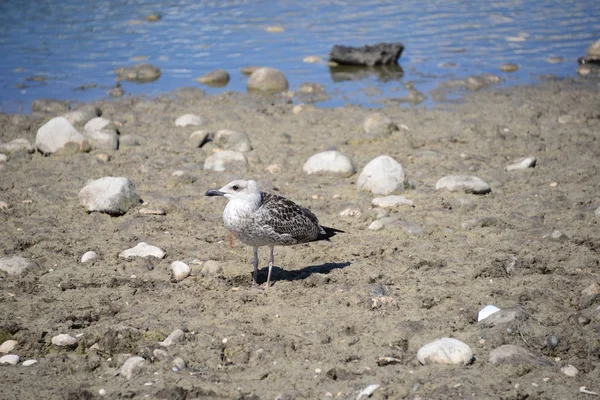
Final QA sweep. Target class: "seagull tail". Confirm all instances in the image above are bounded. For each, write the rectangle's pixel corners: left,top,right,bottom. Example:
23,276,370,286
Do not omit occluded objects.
317,225,344,241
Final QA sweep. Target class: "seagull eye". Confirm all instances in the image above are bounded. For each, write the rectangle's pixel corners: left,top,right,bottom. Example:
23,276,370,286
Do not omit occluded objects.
232,185,239,191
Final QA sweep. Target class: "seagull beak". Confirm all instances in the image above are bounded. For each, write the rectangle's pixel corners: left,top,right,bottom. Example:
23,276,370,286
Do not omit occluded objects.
205,188,225,197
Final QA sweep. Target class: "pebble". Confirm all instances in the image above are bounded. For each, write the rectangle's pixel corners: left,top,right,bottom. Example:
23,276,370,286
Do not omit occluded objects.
159,329,185,347
114,63,161,83
214,129,252,152
417,338,473,365
171,261,191,281
0,340,18,354
356,384,380,400
36,117,89,154
247,67,289,92
0,153,7,162
363,113,398,138
119,356,146,379
80,251,97,263
189,130,210,148
84,117,118,133
561,364,579,377
339,206,363,218
579,282,600,310
368,220,384,231
303,56,322,63
505,156,536,171
204,150,248,172
78,177,141,215
500,63,519,72
196,69,230,86
488,344,553,366
51,334,77,347
0,256,39,276
545,229,567,242
0,354,19,365
84,129,119,150
175,114,203,127
172,357,186,371
119,242,165,259
461,216,498,230
201,260,223,276
0,138,34,154
371,195,413,208
357,155,407,195
63,105,102,126
22,359,37,367
436,175,491,194
99,389,107,396
0,201,8,209
303,150,356,177
477,305,501,321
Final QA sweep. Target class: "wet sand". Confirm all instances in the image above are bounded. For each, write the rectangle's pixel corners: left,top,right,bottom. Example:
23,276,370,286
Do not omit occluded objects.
1,78,600,399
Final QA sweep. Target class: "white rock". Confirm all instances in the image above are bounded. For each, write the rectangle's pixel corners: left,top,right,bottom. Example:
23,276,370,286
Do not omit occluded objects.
417,338,473,365
98,389,106,396
435,175,491,194
78,177,140,215
477,305,501,321
214,129,252,152
84,117,117,133
368,220,384,231
81,251,98,263
83,129,119,150
172,357,186,371
0,354,19,365
63,106,101,126
505,156,536,171
357,384,380,400
0,153,7,162
357,155,407,195
247,67,289,92
201,260,223,276
171,261,191,281
35,117,89,154
0,256,39,276
371,195,413,208
0,138,34,153
119,242,165,259
119,356,146,379
0,340,18,354
189,130,209,148
561,364,578,377
303,151,356,177
204,150,248,172
175,114,203,127
51,334,77,347
363,113,398,137
159,329,185,347
22,359,38,367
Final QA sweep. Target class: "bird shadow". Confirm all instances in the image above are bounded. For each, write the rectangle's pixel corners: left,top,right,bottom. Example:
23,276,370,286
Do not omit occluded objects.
258,261,352,285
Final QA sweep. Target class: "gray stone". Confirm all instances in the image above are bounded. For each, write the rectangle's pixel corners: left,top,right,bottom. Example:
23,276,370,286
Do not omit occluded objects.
119,356,146,379
436,175,491,194
247,67,289,92
357,155,407,195
363,113,398,138
51,334,77,347
196,69,230,86
36,117,89,154
368,220,384,231
172,357,186,371
0,256,39,276
371,195,413,208
83,129,119,150
505,156,536,171
0,154,7,162
63,105,102,126
175,114,203,127
579,282,600,310
214,129,252,152
115,64,161,83
119,242,165,259
488,344,553,366
78,177,140,215
189,130,210,148
0,138,34,153
417,338,473,365
478,308,524,327
561,364,579,377
119,135,141,147
84,117,118,133
204,150,248,172
303,150,355,177
158,329,184,347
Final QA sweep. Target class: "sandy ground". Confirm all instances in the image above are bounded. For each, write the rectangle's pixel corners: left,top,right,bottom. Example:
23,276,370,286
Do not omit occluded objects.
1,78,600,400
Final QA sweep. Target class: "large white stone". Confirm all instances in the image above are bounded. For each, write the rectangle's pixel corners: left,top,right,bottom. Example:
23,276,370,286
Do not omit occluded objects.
214,129,252,152
247,67,289,92
0,340,18,354
0,256,39,276
0,354,19,365
435,175,491,194
417,338,473,365
119,242,165,259
119,356,146,379
175,114,203,127
357,155,406,195
303,151,356,177
204,150,248,172
171,261,191,281
35,117,89,154
78,177,140,215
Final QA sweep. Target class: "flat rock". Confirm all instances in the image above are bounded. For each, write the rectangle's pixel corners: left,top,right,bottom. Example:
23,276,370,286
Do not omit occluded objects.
0,138,34,153
120,134,141,147
329,42,404,66
35,117,89,154
0,340,18,354
0,256,39,276
22,359,37,367
417,337,473,365
51,334,77,347
371,195,413,208
357,155,407,195
436,175,491,194
247,67,289,92
115,63,161,83
488,344,553,366
204,150,248,172
505,156,536,171
0,354,19,365
119,356,146,379
196,69,230,86
363,113,398,138
303,150,355,177
175,114,203,127
214,129,252,152
83,129,119,150
78,177,140,215
119,242,165,259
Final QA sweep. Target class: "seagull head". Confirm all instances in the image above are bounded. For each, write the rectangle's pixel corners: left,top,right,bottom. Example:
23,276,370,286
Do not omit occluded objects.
205,179,261,203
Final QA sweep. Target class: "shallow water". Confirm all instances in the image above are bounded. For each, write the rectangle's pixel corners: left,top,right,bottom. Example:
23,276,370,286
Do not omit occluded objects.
0,0,598,113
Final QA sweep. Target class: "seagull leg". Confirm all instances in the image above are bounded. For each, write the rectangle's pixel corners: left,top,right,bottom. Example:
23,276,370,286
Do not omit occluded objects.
252,247,259,287
266,246,275,288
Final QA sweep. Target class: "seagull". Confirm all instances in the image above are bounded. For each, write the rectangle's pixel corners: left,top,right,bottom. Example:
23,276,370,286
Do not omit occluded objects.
205,179,342,287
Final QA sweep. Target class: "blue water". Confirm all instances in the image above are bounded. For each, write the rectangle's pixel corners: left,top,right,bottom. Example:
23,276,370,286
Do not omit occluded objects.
0,0,599,113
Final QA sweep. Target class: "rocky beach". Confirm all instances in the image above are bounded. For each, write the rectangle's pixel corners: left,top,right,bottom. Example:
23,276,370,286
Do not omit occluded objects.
1,74,600,399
